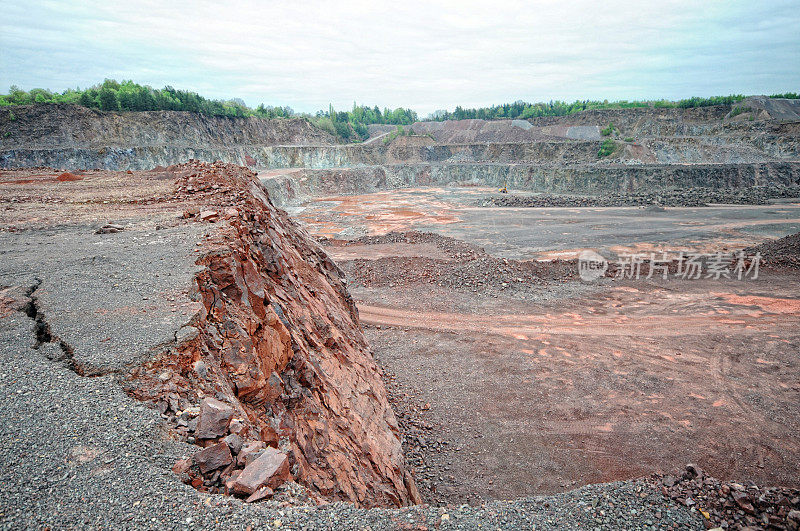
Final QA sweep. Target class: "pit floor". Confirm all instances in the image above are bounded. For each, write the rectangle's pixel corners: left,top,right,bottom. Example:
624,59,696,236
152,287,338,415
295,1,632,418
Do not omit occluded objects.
289,186,800,505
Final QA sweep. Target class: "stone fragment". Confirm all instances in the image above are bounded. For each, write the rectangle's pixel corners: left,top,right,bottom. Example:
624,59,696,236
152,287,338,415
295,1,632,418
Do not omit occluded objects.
171,457,192,478
237,441,266,467
232,447,290,496
260,425,279,447
95,223,125,234
685,463,703,480
195,397,234,439
245,486,274,503
223,433,244,455
732,491,756,515
229,418,245,435
193,441,233,474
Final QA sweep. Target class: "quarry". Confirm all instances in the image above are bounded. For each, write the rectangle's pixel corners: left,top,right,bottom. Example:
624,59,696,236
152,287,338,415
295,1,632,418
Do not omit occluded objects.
1,98,799,530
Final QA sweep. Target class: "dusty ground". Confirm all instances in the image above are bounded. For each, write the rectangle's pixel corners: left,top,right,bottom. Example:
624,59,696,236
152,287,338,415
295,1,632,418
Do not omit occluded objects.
288,186,800,260
0,167,709,528
293,188,800,508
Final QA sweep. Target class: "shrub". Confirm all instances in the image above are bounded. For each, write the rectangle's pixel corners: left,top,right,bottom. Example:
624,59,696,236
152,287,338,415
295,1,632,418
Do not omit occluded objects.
728,106,752,118
624,136,634,142
598,139,617,158
600,123,616,136
314,116,336,136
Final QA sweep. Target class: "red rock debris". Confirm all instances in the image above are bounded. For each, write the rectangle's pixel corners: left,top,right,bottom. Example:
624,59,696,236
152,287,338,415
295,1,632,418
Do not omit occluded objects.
126,161,420,508
652,464,800,530
57,172,82,181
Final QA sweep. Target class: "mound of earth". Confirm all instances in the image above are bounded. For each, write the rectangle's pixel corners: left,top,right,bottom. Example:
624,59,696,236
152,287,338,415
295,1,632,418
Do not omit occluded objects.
746,231,800,269
322,231,575,296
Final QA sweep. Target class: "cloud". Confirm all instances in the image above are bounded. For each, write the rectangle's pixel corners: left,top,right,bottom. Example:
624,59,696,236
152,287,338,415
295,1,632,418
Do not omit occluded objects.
1,0,798,115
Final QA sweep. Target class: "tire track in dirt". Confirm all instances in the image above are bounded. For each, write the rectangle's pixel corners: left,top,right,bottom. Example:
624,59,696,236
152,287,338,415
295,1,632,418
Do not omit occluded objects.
357,304,796,337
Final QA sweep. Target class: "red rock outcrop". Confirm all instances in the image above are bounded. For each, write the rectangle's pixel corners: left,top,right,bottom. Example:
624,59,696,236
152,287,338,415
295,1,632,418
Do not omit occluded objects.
127,161,419,507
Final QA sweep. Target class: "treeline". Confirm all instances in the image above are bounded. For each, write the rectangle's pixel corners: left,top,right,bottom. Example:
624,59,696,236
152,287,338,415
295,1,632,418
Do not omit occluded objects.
3,80,797,140
0,80,257,118
770,92,800,99
425,95,756,121
313,104,417,141
0,80,417,141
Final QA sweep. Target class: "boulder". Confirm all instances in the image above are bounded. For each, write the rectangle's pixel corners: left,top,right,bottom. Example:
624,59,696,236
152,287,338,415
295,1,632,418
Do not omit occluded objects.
195,397,234,439
232,447,289,496
193,441,233,474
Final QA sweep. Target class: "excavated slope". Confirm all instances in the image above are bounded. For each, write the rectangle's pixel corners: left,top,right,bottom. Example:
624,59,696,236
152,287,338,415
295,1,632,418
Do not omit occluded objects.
132,161,420,507
3,102,800,203
0,105,335,169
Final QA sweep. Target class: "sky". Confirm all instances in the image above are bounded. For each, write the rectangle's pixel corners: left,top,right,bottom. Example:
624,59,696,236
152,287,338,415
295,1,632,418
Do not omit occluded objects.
1,0,799,116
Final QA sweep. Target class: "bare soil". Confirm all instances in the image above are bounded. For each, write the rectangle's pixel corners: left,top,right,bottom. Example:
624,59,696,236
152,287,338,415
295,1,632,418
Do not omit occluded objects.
297,196,800,508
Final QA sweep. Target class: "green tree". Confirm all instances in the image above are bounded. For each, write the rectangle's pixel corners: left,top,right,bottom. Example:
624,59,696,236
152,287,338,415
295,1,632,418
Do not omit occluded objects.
97,87,119,111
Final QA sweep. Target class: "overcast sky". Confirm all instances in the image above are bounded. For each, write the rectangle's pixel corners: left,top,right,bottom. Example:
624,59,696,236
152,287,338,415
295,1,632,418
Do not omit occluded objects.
1,0,798,115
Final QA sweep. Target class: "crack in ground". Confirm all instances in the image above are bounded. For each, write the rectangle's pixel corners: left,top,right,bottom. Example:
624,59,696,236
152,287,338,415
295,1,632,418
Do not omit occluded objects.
23,278,79,373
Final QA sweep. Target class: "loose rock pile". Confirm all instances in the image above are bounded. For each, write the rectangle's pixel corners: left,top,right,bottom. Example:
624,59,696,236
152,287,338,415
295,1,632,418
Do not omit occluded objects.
746,231,800,269
480,185,800,208
172,397,293,502
652,465,800,530
326,231,575,295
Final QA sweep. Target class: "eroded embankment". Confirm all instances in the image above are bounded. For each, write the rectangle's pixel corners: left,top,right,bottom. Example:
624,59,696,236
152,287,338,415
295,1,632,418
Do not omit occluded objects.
4,104,800,172
124,162,419,507
261,161,800,207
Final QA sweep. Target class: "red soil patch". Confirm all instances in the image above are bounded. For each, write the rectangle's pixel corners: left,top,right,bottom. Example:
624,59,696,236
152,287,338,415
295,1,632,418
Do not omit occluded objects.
57,172,82,182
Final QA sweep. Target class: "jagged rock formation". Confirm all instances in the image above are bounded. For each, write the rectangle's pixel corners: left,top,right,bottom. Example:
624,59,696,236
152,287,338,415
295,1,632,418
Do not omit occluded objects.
125,161,419,507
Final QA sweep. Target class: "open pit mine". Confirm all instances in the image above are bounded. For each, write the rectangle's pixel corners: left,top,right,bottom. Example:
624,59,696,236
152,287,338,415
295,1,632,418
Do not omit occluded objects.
1,99,799,529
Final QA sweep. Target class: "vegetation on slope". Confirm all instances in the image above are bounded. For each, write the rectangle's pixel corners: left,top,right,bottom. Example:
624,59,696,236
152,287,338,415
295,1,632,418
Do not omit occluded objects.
425,95,752,121
2,79,797,142
0,80,417,142
597,139,618,158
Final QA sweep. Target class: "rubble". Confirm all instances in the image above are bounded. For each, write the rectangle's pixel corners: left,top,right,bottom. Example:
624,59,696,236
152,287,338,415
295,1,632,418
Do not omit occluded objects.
125,161,419,507
652,465,800,530
747,231,800,269
326,231,574,295
194,397,234,439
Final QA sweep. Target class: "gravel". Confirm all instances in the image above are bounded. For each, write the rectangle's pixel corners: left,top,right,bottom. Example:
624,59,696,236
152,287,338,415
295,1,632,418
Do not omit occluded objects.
0,277,704,529
480,185,800,208
746,230,800,269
